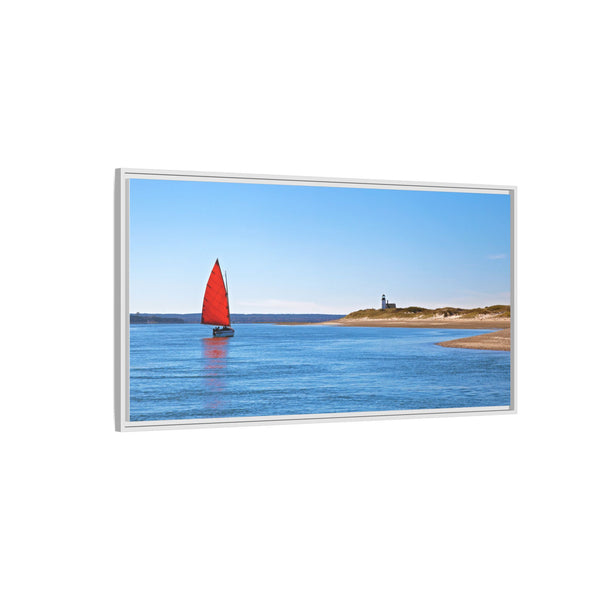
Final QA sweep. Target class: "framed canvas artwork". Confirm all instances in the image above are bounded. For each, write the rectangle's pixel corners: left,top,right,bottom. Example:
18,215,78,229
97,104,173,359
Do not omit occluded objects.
115,169,515,431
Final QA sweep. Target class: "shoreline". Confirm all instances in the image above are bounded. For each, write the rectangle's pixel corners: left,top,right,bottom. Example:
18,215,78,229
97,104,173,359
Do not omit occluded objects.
437,328,510,351
317,318,510,330
279,317,512,351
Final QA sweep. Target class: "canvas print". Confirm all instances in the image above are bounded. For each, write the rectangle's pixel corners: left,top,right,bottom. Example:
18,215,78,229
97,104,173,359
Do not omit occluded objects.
126,175,512,425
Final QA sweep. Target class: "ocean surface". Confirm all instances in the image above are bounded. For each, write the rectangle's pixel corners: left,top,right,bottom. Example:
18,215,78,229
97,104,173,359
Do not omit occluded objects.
129,323,511,421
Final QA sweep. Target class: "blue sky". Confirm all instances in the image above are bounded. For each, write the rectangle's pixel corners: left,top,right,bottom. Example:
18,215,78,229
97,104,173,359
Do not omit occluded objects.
129,179,511,314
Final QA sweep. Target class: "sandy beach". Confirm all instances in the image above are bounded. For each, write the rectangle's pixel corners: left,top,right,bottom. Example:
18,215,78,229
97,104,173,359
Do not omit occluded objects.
437,328,510,351
278,316,511,350
310,317,511,351
321,318,510,330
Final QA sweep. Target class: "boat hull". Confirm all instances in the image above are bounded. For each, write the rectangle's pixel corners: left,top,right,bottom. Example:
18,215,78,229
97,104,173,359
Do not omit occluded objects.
213,327,234,338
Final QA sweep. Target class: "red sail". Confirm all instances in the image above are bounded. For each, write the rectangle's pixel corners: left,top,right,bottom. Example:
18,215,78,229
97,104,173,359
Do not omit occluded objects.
201,259,231,326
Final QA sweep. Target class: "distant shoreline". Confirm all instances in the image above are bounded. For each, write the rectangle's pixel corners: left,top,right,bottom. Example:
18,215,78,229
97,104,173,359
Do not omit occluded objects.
130,313,344,325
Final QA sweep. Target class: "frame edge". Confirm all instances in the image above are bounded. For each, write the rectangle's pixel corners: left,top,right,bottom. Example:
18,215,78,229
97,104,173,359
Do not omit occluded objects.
114,169,124,431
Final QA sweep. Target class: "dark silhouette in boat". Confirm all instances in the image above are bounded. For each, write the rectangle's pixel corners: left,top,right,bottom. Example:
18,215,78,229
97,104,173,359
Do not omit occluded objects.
201,259,234,337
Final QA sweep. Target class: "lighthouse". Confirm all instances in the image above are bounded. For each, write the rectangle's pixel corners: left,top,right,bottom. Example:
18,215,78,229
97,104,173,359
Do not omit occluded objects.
381,294,397,310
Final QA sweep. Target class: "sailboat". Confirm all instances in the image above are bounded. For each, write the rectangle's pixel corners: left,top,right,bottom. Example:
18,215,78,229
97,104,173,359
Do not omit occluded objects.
201,259,234,337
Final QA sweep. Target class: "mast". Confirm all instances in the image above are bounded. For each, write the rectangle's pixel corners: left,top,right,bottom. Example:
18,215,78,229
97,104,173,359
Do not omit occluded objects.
224,270,230,321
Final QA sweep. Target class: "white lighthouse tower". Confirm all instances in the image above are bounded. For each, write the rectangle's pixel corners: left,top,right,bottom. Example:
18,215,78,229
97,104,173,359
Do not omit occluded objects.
382,294,387,310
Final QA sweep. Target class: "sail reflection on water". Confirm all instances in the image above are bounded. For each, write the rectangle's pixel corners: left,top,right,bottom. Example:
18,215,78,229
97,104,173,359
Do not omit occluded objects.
201,337,230,409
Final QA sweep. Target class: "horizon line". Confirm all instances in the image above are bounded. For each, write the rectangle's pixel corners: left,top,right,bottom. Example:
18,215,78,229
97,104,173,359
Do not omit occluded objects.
130,303,511,315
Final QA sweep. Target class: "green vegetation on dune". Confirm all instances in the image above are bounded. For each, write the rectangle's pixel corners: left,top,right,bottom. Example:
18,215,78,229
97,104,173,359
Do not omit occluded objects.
343,305,510,320
460,305,511,319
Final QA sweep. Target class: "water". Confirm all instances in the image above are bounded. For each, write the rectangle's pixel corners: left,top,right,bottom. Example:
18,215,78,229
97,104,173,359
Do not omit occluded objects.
129,324,511,421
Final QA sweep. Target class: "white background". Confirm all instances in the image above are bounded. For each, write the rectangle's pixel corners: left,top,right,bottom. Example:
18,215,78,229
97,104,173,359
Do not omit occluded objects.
2,2,599,599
